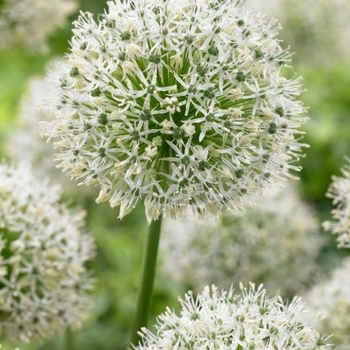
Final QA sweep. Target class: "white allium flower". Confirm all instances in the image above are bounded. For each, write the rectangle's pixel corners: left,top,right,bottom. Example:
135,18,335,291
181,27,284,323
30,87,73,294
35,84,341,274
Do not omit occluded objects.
0,0,77,53
0,162,95,343
135,283,332,349
41,0,307,223
246,0,350,66
161,183,323,297
303,257,350,350
323,156,350,248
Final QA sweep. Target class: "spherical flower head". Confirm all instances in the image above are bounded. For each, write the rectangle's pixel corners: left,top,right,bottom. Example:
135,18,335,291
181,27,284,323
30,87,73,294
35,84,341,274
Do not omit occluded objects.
0,0,77,53
323,156,350,248
41,0,307,223
134,283,332,349
0,162,95,343
161,183,324,297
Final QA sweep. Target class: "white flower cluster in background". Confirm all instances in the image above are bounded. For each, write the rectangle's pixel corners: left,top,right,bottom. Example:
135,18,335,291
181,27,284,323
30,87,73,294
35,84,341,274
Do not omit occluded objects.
0,0,77,53
304,258,350,350
323,156,350,248
135,283,332,349
41,0,307,223
0,162,95,343
247,0,350,66
161,183,323,297
7,75,97,201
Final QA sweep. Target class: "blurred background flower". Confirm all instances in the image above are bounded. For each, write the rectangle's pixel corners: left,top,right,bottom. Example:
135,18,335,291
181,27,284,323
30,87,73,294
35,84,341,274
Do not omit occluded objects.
0,162,95,343
304,257,350,350
323,156,350,248
161,183,324,298
6,73,99,204
0,0,78,54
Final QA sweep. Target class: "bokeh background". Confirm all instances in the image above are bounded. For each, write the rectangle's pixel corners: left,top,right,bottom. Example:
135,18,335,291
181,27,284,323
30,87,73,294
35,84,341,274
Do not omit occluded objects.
0,0,350,349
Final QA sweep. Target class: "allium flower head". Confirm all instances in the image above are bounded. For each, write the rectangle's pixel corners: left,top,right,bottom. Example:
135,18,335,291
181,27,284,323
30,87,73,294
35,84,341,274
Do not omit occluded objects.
323,156,350,248
0,162,95,342
0,0,77,53
304,258,350,350
135,283,332,349
161,183,323,297
41,0,307,222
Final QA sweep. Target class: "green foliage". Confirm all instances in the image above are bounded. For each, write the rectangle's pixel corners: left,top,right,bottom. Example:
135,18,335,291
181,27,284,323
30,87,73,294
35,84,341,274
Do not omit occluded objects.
0,50,47,155
299,62,350,202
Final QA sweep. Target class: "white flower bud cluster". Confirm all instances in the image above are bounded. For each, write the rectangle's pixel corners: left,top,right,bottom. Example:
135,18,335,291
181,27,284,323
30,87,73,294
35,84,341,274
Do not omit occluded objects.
323,156,350,248
303,258,350,350
135,283,332,349
41,0,307,223
161,183,323,297
0,163,95,343
0,0,77,53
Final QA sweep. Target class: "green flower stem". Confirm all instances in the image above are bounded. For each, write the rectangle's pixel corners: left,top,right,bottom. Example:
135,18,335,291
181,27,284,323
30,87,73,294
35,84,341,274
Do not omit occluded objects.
64,327,73,350
131,217,163,345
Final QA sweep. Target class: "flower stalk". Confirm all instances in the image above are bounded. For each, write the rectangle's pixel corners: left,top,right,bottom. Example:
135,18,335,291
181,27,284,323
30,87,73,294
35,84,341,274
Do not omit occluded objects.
64,327,73,350
131,217,163,345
